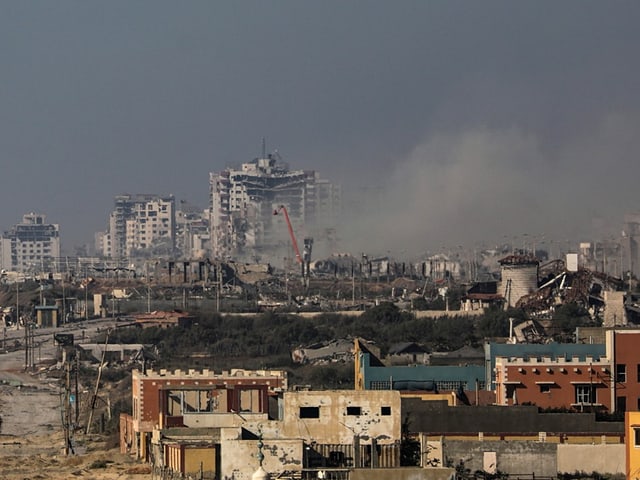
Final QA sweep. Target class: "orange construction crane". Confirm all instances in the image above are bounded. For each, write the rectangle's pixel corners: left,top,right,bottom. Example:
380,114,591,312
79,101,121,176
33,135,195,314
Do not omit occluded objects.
273,205,302,264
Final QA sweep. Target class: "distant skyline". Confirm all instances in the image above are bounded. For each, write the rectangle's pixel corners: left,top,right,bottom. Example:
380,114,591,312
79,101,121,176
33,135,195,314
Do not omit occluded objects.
2,1,640,256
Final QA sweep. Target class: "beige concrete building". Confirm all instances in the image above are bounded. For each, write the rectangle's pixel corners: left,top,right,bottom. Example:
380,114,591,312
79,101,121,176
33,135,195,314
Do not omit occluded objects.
0,212,60,273
99,194,176,258
282,389,401,447
123,383,404,479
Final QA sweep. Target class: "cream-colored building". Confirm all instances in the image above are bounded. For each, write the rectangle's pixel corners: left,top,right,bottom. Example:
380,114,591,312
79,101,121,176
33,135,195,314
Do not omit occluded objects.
0,212,60,273
100,194,175,258
123,384,403,479
282,389,401,447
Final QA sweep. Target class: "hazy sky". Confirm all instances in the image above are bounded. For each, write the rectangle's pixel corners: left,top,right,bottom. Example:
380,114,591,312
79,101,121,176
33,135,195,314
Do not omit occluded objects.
2,1,640,256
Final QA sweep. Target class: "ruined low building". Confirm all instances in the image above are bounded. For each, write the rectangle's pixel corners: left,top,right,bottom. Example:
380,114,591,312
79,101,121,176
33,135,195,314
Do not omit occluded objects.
121,363,409,479
291,338,354,364
133,310,196,329
281,389,402,460
121,368,288,462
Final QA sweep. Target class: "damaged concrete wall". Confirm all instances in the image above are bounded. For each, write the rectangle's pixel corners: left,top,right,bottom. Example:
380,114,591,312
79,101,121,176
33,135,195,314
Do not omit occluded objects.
603,291,627,327
220,430,302,479
282,390,401,445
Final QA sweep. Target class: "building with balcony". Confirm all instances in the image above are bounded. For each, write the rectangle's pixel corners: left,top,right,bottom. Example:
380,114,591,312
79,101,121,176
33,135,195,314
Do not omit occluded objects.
99,194,175,258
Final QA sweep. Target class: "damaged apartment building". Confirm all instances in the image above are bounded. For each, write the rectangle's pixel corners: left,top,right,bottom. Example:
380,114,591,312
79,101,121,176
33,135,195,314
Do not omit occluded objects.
209,151,340,263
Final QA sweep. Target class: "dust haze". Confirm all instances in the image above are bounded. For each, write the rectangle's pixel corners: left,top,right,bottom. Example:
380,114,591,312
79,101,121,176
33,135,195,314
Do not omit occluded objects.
338,111,640,259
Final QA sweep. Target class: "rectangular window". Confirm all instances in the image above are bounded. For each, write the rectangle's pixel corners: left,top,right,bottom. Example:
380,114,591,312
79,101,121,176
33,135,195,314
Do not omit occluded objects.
617,396,627,413
575,385,595,404
346,406,361,416
380,406,391,416
616,364,627,383
166,389,215,415
299,406,320,419
635,428,640,447
540,384,551,393
637,364,640,383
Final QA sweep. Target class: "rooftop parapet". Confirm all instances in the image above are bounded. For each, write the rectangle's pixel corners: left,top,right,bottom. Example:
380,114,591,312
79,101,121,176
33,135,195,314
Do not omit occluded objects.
143,368,288,380
495,356,609,365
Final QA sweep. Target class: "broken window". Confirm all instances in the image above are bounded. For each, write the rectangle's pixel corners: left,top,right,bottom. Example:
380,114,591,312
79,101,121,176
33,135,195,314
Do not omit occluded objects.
346,406,361,416
380,406,391,416
239,388,261,412
166,389,216,415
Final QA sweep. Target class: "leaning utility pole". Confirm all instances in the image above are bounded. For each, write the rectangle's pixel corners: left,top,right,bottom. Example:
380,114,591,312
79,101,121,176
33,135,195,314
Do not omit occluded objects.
86,329,110,434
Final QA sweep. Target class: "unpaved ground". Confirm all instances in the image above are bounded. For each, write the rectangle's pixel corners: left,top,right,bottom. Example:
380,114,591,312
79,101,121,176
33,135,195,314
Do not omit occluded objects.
0,430,150,479
1,324,150,479
0,381,150,479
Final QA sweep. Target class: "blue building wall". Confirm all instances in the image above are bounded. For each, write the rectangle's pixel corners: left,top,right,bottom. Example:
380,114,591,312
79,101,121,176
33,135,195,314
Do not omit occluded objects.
357,338,607,393
358,351,486,391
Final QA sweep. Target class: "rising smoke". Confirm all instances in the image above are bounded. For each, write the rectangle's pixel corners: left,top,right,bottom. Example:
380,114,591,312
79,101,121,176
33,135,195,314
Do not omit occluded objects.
337,111,640,259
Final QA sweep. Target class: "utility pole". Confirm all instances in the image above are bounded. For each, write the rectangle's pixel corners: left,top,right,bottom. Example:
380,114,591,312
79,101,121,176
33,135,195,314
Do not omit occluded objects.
64,359,71,455
24,321,28,371
62,277,66,324
16,282,19,330
86,329,110,434
75,353,80,426
351,262,355,306
23,321,35,371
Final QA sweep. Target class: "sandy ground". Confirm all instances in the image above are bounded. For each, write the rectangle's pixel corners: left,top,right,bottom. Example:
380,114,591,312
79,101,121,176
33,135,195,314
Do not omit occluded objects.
1,324,150,479
0,431,151,480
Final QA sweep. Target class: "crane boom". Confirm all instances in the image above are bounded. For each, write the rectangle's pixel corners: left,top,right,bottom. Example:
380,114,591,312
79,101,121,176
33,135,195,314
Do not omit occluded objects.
273,205,302,264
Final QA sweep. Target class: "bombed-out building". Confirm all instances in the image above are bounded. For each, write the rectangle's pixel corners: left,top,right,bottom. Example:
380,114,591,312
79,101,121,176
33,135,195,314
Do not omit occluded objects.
209,153,340,262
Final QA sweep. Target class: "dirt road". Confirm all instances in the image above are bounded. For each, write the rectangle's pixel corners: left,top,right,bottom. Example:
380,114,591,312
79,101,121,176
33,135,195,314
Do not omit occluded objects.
0,321,149,479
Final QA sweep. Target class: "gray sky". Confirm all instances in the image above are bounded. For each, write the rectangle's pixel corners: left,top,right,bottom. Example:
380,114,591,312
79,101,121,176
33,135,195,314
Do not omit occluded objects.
2,1,640,257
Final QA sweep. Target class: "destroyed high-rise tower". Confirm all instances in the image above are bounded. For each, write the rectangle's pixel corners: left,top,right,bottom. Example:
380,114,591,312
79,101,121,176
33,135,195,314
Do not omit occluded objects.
209,152,340,262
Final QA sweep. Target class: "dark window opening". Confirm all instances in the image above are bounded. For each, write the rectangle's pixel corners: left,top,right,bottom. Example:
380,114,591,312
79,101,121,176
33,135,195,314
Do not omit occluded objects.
299,406,320,419
617,396,627,413
381,406,391,416
346,406,361,416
